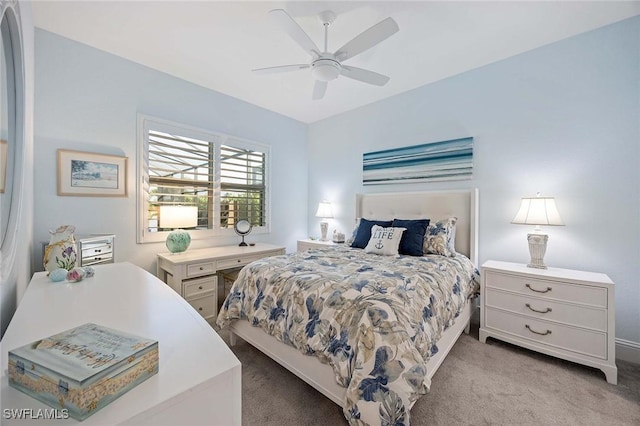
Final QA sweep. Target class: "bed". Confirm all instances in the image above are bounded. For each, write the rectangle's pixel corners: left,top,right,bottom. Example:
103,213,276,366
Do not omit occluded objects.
217,189,479,425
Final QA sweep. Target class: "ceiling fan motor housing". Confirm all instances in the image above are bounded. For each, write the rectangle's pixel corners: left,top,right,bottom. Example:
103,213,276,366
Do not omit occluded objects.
312,58,341,81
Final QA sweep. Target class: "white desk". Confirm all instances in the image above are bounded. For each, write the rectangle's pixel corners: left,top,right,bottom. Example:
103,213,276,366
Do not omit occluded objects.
156,244,285,322
0,262,241,425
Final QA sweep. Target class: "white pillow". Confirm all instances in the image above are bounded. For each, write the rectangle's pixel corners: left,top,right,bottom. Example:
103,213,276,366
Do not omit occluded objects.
364,225,406,256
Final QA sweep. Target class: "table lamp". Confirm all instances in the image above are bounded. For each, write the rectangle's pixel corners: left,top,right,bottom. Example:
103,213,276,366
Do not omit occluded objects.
160,206,198,253
315,201,333,241
511,193,564,269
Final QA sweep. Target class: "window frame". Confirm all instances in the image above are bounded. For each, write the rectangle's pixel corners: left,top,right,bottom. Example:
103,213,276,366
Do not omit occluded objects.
136,114,271,244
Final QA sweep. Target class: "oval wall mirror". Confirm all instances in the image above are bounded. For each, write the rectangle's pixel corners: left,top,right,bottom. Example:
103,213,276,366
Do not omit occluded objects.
0,3,24,264
234,219,252,247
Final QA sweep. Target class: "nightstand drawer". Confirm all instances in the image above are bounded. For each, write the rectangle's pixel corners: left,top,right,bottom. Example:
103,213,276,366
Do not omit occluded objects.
186,261,216,277
485,271,607,307
485,289,607,331
184,276,217,299
485,307,607,359
188,293,216,319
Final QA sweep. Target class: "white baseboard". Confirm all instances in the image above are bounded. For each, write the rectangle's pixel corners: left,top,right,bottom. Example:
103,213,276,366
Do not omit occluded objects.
616,338,640,364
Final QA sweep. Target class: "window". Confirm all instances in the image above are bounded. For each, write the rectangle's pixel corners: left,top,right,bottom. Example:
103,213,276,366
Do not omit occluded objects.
137,116,270,243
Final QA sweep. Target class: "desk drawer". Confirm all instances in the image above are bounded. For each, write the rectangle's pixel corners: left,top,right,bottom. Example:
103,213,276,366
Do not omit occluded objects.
217,250,284,270
184,276,217,299
188,293,216,320
485,307,607,359
187,261,216,277
217,254,261,270
485,271,606,307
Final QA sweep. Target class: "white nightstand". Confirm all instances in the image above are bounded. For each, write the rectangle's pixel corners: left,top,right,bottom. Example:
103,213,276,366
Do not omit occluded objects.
480,260,617,384
297,239,343,252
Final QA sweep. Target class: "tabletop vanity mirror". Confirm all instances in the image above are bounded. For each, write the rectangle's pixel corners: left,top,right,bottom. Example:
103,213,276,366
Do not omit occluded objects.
234,219,252,247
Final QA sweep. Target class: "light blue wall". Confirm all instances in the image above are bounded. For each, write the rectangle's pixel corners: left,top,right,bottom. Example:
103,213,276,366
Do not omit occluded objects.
33,29,308,273
33,18,639,349
308,17,640,345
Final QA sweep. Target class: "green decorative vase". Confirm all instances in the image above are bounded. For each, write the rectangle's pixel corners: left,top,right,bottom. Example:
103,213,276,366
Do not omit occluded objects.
166,229,191,253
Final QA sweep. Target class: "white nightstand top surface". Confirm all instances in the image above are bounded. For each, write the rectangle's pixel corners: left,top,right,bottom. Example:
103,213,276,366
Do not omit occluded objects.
482,260,614,285
298,238,342,245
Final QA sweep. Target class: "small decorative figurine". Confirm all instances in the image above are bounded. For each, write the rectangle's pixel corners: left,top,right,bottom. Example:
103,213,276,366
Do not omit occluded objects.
49,268,68,282
66,267,85,283
82,266,95,278
43,225,77,274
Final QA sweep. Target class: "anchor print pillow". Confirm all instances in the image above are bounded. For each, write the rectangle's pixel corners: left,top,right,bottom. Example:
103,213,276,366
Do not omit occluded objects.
364,225,406,256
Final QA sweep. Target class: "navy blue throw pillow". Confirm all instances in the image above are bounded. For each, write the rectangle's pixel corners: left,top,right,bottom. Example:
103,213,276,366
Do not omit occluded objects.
351,219,393,249
392,219,430,256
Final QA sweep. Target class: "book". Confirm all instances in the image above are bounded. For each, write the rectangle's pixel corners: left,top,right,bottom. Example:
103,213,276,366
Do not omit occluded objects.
8,323,159,420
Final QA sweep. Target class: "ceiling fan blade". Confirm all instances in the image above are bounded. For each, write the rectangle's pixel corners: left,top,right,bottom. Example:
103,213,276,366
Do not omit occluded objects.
334,17,399,62
270,9,321,59
340,66,390,86
252,64,310,74
312,80,328,100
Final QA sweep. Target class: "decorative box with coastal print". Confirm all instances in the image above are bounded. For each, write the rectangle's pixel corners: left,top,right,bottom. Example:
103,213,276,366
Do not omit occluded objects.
8,323,158,420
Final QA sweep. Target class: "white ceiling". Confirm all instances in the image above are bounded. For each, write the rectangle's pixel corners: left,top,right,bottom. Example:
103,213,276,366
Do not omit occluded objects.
32,1,640,123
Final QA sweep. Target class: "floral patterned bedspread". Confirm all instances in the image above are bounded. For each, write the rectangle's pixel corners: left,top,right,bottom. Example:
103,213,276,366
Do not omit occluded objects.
217,245,479,426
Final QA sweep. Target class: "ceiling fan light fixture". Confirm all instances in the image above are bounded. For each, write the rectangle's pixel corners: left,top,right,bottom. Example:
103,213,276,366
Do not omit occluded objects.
311,59,341,81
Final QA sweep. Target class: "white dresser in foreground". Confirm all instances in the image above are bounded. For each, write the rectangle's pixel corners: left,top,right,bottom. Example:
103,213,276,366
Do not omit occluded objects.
480,260,617,384
1,262,241,425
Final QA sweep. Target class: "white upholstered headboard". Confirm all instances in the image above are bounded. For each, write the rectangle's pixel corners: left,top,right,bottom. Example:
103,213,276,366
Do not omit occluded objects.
355,189,478,265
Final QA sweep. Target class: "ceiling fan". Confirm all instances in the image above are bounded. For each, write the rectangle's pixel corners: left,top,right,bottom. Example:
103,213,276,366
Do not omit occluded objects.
253,9,399,100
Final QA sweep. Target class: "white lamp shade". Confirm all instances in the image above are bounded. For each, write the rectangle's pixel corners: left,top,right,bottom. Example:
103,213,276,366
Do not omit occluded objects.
159,206,198,229
315,201,333,219
511,196,564,226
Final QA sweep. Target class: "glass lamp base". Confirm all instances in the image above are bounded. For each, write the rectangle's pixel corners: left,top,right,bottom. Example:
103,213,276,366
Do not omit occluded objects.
166,229,191,253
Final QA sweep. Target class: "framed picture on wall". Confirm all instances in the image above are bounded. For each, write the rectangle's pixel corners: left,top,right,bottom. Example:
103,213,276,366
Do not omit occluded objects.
57,149,128,197
0,140,7,193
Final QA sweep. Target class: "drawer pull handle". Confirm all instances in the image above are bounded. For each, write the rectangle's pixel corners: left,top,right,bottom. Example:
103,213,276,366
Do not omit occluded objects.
525,283,552,293
200,267,204,270
198,286,203,290
198,307,203,311
526,303,552,314
237,259,241,263
95,249,102,253
525,324,552,336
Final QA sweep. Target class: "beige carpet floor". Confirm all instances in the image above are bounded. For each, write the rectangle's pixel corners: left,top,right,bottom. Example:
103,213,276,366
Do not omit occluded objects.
216,323,640,426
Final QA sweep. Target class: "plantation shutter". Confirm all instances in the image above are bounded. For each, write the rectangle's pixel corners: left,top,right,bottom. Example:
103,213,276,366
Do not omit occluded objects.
220,144,266,228
147,130,215,231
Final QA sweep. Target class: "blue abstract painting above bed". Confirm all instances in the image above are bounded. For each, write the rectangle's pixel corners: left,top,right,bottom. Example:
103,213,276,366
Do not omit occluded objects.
217,245,479,426
362,136,474,185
